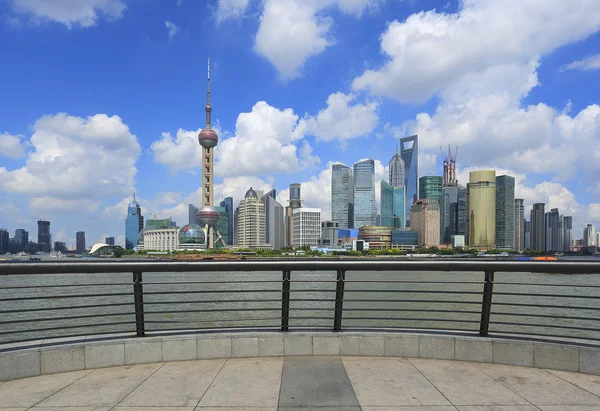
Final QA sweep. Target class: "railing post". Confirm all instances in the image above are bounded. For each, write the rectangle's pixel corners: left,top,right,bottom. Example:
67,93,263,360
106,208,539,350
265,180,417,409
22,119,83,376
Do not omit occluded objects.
133,271,145,337
281,270,291,332
333,269,346,332
479,270,495,337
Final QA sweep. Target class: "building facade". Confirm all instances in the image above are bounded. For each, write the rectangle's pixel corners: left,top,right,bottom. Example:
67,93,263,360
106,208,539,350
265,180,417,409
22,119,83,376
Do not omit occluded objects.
389,147,405,188
409,199,441,247
467,170,496,248
293,208,321,248
584,224,596,247
37,220,51,253
353,159,376,228
545,208,562,252
285,183,302,247
514,199,524,252
105,237,115,246
563,216,573,252
261,190,284,250
15,229,28,247
189,204,200,226
391,230,418,249
319,221,340,248
219,197,234,245
419,176,443,242
358,226,392,250
139,228,179,252
531,203,546,251
495,175,515,249
125,196,143,250
331,164,354,229
400,135,419,226
524,220,531,250
76,231,86,253
235,188,266,248
0,229,8,252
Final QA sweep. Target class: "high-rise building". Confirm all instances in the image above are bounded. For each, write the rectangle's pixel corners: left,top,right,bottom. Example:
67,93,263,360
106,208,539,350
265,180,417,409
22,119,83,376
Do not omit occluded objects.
442,185,467,244
400,135,419,226
189,204,200,226
467,170,496,248
495,175,515,249
15,229,28,246
235,188,266,248
125,195,143,250
584,224,596,247
531,203,546,251
293,208,321,248
524,220,531,250
563,216,573,252
285,183,302,247
0,229,9,252
53,241,67,253
219,197,234,245
514,199,525,252
381,180,406,228
196,58,222,249
76,231,86,253
261,189,284,250
545,208,561,252
214,206,229,247
331,164,354,229
105,237,115,246
409,199,440,247
389,146,405,188
353,159,376,228
37,220,51,253
419,176,443,242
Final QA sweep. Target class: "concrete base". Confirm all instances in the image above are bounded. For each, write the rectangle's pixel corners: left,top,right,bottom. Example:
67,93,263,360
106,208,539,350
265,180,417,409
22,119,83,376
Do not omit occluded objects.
0,331,596,382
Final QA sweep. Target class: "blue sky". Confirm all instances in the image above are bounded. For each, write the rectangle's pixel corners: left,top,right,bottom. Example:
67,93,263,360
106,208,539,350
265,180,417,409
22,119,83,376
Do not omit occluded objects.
0,0,599,248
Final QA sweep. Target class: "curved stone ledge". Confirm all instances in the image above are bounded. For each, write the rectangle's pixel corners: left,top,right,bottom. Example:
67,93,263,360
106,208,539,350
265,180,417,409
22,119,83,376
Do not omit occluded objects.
0,331,598,381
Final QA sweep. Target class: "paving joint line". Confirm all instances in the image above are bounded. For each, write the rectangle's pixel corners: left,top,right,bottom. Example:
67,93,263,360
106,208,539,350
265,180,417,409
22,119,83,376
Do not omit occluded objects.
109,362,167,410
24,368,95,411
542,367,600,402
405,357,459,410
193,357,230,409
339,355,363,411
276,356,286,411
470,362,543,410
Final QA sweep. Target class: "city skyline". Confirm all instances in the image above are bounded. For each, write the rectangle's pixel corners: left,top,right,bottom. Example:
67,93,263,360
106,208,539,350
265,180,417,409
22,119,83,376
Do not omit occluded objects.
1,0,599,246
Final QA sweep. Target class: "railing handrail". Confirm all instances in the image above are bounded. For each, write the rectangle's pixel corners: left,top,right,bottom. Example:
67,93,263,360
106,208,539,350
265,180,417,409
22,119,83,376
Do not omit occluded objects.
2,259,600,275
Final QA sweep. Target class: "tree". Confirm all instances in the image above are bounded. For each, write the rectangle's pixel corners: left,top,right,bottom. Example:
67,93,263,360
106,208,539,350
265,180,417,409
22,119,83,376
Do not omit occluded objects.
113,247,125,258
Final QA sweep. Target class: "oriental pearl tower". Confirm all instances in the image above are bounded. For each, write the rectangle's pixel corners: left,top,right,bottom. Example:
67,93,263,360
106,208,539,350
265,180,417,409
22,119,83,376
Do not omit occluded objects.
197,58,224,249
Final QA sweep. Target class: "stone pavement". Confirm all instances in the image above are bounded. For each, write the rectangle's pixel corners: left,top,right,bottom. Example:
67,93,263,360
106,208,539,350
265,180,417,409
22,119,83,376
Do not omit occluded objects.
0,356,600,410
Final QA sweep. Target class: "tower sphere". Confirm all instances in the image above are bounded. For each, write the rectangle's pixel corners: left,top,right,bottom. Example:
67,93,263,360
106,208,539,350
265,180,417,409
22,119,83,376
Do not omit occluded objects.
198,128,218,148
197,205,220,227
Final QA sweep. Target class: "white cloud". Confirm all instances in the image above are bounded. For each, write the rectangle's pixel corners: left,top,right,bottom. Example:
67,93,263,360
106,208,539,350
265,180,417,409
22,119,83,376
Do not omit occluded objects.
152,101,320,177
165,20,179,39
11,0,126,28
352,0,600,103
0,133,27,159
562,53,600,72
216,0,250,23
254,0,382,80
299,92,379,147
0,113,141,210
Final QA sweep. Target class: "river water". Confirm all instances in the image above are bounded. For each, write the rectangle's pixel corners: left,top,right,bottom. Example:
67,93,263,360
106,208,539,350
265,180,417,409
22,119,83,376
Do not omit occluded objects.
1,259,600,344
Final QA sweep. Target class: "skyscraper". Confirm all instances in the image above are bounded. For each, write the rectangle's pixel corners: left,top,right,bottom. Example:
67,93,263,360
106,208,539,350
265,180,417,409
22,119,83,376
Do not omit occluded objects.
0,229,8,252
442,185,467,244
409,199,440,247
419,176,443,242
125,195,143,250
381,180,394,227
76,231,86,254
545,208,561,252
524,220,531,250
261,189,284,250
196,58,223,249
331,164,354,229
293,208,321,248
467,170,496,248
563,216,573,252
14,229,28,247
400,135,418,226
495,175,515,249
219,197,234,245
285,183,302,247
584,224,596,247
514,199,524,252
189,204,200,226
235,188,266,248
531,203,546,251
353,159,376,228
37,220,51,253
389,147,405,188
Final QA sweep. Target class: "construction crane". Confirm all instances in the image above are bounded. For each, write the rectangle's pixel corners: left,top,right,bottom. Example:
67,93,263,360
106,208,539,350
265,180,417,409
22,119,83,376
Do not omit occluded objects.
439,145,458,187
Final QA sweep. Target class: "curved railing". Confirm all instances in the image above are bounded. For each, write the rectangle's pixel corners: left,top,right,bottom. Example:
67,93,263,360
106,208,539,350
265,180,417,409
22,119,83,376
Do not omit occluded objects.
2,260,600,348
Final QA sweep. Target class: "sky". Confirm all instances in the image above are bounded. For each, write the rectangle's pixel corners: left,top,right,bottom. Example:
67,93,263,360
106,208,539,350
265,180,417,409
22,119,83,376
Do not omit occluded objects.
0,0,599,248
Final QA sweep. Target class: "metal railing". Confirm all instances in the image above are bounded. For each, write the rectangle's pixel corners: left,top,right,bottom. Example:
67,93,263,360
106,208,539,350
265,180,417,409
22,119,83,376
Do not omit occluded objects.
1,260,600,347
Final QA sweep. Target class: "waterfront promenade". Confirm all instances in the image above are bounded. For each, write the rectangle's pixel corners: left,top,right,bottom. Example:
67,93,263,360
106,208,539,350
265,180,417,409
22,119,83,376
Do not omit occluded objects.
1,355,600,410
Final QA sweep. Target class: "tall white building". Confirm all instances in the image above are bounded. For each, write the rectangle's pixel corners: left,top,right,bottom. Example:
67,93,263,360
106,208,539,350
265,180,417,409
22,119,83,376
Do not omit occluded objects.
235,188,266,248
584,224,596,247
293,208,321,248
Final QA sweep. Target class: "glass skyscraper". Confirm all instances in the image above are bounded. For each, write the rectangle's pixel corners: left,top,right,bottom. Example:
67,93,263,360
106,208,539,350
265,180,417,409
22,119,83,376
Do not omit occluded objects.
400,135,418,227
389,147,405,188
125,196,143,250
37,220,51,253
495,175,515,249
381,180,394,227
531,203,546,251
467,170,496,248
353,159,376,228
220,197,234,245
331,164,354,229
261,190,284,250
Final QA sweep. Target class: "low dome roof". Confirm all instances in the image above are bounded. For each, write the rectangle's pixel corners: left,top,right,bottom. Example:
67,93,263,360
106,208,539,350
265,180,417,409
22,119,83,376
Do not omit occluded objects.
245,187,258,198
179,223,206,244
